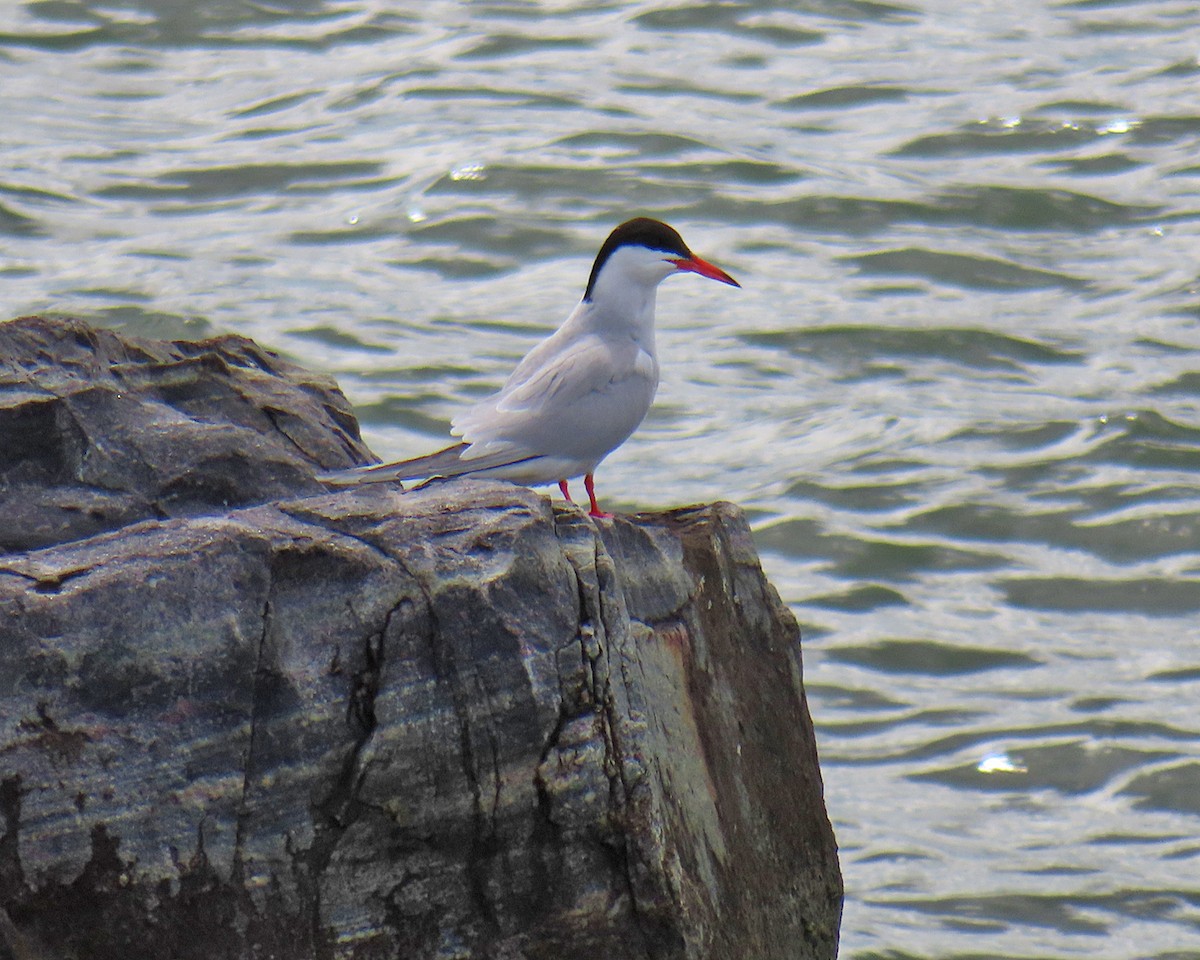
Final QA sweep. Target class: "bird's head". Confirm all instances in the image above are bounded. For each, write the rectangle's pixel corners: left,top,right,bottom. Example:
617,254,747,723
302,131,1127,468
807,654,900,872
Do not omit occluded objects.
583,217,740,302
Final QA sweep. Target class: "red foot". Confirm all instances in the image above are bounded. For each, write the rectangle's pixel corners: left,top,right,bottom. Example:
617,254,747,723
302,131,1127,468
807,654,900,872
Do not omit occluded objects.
584,474,612,519
558,479,573,503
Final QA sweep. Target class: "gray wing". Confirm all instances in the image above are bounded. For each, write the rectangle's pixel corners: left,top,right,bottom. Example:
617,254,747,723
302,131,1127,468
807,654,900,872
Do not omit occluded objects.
451,334,656,463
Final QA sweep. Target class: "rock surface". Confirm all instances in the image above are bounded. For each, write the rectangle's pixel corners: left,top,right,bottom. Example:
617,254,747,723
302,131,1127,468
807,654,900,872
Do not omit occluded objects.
0,315,369,552
0,316,842,960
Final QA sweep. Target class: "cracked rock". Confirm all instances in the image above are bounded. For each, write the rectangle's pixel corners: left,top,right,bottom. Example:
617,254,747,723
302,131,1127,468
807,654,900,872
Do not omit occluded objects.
0,316,842,959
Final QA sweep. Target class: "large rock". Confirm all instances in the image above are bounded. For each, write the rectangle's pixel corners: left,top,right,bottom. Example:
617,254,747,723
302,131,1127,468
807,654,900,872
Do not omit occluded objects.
0,316,842,960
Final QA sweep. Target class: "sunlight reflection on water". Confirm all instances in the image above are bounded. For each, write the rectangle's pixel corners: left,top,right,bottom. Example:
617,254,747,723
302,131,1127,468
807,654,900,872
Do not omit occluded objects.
4,0,1200,956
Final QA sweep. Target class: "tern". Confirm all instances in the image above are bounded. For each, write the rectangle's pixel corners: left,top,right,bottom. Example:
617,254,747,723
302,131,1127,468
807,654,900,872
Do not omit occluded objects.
321,217,740,517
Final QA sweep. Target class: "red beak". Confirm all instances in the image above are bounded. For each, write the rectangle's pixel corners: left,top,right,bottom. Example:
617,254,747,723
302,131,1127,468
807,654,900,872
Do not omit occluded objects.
670,255,740,288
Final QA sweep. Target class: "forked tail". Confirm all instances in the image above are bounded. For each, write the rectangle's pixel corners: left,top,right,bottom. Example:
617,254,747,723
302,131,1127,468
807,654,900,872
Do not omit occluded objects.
318,442,540,487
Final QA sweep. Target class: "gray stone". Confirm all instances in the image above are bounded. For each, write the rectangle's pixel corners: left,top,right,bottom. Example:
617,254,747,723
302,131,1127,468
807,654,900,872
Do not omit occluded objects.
0,316,841,959
0,315,369,553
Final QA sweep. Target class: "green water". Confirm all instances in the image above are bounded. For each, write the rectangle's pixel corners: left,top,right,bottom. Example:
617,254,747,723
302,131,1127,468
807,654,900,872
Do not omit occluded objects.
5,1,1200,955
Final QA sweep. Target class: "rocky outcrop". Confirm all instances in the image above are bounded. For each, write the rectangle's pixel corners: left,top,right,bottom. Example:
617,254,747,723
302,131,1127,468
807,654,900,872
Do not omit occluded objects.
0,316,842,960
0,315,368,552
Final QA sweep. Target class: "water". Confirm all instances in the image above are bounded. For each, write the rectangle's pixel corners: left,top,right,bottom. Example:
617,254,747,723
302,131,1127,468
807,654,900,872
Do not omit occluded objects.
5,0,1200,956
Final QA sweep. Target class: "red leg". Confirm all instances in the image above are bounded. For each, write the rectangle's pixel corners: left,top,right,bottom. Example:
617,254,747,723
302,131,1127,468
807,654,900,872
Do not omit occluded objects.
558,479,572,502
584,473,612,519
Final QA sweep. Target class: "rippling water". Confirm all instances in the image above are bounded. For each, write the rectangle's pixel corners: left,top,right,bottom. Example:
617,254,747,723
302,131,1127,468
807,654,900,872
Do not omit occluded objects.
6,0,1200,956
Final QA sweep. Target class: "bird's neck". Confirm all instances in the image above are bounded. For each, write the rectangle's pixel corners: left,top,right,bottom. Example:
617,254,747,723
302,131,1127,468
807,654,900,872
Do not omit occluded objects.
581,274,660,353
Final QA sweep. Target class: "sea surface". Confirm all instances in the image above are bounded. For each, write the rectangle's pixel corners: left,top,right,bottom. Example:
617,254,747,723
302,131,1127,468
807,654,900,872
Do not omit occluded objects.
5,1,1200,956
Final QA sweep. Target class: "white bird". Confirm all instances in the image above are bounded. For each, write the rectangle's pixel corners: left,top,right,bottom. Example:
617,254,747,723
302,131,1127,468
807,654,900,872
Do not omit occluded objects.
321,217,740,517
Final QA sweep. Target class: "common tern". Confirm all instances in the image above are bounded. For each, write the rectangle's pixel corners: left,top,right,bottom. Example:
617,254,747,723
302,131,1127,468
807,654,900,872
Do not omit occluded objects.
321,217,740,517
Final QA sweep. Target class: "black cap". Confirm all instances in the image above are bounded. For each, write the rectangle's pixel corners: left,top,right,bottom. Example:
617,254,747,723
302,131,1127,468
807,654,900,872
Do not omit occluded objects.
583,218,693,302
